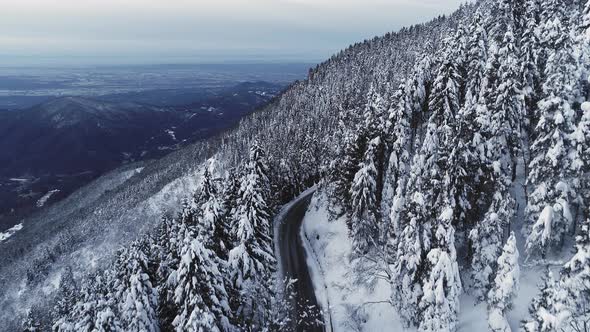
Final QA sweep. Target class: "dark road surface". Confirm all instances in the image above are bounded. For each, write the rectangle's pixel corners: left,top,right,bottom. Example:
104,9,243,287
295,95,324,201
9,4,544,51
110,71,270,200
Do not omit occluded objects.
277,190,326,332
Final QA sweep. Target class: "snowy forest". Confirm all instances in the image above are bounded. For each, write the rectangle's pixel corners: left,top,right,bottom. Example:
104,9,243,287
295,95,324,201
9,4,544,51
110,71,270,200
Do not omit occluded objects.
11,0,590,331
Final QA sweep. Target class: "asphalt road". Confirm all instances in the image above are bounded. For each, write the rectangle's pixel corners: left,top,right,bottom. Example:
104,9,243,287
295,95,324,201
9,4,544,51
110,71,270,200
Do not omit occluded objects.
277,190,325,332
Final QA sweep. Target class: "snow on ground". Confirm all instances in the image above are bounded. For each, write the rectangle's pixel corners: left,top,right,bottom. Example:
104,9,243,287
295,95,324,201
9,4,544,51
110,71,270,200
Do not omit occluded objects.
143,162,206,217
165,129,177,141
36,189,60,207
300,186,565,331
457,147,570,330
302,192,406,332
457,266,544,331
0,223,23,242
9,178,30,182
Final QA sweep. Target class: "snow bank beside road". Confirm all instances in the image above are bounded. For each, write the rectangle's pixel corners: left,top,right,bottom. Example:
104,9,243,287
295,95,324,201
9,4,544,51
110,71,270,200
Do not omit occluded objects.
301,192,406,331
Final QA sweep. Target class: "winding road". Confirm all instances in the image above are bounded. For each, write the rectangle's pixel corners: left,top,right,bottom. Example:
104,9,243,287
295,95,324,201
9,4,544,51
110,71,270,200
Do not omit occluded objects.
276,189,326,332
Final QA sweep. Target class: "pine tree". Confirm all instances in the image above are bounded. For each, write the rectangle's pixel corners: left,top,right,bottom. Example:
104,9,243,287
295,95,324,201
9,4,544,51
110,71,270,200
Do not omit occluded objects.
447,14,490,236
573,103,590,220
22,310,41,332
172,230,232,332
469,191,515,301
559,219,590,331
525,3,581,260
364,85,387,140
487,232,520,332
418,211,462,332
93,270,122,332
391,216,424,328
51,267,77,323
220,169,241,248
53,275,100,332
522,269,570,332
521,0,542,126
385,56,432,251
197,167,229,259
328,114,364,216
494,28,525,180
391,40,463,328
349,136,380,254
385,85,414,255
115,243,159,332
464,10,488,110
413,44,466,326
154,217,182,331
488,0,517,44
228,142,276,330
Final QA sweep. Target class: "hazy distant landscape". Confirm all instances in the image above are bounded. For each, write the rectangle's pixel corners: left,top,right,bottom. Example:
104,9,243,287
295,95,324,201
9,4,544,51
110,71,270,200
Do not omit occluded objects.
0,63,310,109
0,63,309,232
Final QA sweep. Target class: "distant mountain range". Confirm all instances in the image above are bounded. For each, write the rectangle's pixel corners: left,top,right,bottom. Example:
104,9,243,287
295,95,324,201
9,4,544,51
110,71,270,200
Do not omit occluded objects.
0,81,283,229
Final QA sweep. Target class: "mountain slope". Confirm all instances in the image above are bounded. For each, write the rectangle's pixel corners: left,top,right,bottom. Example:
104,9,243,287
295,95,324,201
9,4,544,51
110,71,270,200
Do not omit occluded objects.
0,5,469,331
0,81,282,232
4,0,590,331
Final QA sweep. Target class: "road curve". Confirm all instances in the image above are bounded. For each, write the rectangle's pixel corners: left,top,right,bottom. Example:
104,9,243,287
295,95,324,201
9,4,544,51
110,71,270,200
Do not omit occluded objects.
276,189,325,332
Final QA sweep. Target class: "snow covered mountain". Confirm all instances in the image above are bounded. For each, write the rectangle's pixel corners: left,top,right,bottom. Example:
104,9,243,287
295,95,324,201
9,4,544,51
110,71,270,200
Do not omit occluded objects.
4,0,590,331
0,81,281,233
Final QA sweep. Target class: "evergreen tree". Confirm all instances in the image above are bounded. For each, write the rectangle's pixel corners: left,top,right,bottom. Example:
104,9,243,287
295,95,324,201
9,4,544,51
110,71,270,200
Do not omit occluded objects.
22,310,41,332
391,39,463,328
197,167,230,259
520,0,542,127
412,43,466,326
418,210,462,332
391,216,424,327
487,232,520,332
173,230,232,332
525,3,581,260
469,191,515,301
560,219,590,331
386,56,432,252
220,169,241,248
349,136,380,254
228,142,276,330
51,267,78,323
53,275,100,332
114,243,159,332
154,217,182,331
385,84,414,254
494,28,525,180
93,270,122,332
328,113,365,216
522,269,570,332
573,103,590,220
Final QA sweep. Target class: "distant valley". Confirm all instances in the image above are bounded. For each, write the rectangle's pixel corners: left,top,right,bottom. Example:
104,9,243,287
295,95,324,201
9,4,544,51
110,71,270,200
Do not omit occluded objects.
0,79,294,231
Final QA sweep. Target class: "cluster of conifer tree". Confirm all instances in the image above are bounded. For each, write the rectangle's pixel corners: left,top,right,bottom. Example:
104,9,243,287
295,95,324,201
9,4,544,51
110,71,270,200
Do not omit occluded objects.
325,0,590,331
41,143,278,331
23,0,590,331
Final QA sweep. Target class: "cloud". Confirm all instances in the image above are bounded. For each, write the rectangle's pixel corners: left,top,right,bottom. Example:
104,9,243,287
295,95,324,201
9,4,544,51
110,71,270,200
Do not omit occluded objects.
0,0,466,64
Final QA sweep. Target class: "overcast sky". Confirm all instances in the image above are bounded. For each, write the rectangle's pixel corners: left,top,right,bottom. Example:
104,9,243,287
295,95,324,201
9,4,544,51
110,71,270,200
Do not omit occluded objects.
0,0,465,66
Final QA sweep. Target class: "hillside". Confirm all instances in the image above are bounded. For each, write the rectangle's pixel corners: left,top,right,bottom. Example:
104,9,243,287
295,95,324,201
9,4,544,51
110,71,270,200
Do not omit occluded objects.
4,0,590,331
0,81,281,232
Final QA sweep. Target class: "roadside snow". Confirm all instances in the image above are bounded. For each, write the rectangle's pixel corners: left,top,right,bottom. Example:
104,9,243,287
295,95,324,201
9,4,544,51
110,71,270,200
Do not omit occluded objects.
0,223,23,242
300,186,556,331
301,192,406,331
